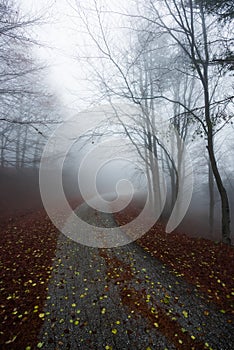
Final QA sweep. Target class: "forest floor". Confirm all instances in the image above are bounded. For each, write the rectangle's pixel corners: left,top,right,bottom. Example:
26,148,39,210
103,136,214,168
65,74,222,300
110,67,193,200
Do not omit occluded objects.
0,204,233,350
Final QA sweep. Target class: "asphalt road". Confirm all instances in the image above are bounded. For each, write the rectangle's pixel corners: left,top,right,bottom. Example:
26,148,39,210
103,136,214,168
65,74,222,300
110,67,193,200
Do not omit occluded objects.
39,204,233,350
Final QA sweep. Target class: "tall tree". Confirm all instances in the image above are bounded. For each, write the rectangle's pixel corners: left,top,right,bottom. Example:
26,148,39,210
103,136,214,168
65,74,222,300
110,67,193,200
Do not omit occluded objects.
71,0,233,243
129,0,233,244
0,0,62,168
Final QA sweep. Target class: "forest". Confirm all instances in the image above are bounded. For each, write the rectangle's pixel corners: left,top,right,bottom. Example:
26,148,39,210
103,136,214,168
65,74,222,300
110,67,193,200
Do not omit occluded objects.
0,0,233,349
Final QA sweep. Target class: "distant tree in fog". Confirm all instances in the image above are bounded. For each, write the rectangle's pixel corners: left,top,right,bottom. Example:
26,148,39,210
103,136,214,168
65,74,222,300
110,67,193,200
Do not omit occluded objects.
0,0,62,168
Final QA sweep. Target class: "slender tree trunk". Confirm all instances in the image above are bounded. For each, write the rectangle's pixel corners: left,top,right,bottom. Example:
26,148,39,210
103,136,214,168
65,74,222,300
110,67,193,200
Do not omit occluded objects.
207,140,231,244
204,83,231,244
144,134,154,207
1,139,5,167
200,4,231,244
169,159,176,212
208,160,214,237
15,127,21,169
152,135,162,212
21,125,28,167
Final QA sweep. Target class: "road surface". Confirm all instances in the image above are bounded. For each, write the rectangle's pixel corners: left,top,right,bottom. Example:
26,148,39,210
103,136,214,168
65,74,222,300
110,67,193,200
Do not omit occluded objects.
39,204,233,349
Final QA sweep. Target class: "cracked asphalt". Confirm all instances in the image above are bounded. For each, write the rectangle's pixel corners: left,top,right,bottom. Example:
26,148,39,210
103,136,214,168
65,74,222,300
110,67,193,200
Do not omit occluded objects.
38,204,234,350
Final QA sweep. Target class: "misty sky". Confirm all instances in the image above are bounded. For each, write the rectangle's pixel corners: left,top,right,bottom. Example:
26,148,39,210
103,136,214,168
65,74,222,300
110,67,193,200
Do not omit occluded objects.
18,0,127,110
18,0,84,109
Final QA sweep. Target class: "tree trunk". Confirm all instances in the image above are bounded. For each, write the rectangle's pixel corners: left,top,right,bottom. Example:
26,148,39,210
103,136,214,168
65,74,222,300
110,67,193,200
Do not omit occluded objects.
203,73,231,244
1,139,5,167
204,75,231,244
208,160,214,237
207,142,231,244
21,125,28,167
200,3,231,244
15,126,21,169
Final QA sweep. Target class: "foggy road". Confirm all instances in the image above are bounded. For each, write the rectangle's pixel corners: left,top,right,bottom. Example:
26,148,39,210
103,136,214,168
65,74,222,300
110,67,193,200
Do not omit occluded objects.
38,206,233,350
1,0,234,349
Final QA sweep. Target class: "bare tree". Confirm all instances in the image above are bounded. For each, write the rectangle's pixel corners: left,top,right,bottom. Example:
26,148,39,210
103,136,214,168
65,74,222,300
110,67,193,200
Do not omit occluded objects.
0,0,63,168
70,0,233,243
143,0,233,244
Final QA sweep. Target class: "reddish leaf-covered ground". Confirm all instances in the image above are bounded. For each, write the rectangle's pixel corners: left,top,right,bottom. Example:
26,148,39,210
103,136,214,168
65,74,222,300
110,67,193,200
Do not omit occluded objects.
0,195,82,350
114,206,234,315
0,202,233,349
0,210,58,350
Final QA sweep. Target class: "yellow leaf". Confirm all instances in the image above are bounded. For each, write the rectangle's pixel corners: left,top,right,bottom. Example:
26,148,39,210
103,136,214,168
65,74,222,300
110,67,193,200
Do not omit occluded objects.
112,328,117,334
182,310,188,318
5,335,17,344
